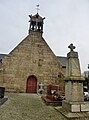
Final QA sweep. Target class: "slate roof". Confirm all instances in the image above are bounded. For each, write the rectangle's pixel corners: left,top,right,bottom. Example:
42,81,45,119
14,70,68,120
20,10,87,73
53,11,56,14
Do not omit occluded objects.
57,56,67,67
0,54,8,59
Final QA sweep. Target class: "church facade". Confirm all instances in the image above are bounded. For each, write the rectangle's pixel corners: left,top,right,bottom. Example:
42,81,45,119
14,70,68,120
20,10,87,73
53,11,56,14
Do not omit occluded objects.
0,13,66,93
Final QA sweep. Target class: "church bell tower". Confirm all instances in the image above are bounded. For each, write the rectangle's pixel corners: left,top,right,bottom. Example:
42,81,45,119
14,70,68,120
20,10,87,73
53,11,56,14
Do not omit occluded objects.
28,12,45,34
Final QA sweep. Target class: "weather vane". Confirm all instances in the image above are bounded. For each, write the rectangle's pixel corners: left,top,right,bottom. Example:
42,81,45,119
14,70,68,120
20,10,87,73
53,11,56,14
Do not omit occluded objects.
36,4,40,13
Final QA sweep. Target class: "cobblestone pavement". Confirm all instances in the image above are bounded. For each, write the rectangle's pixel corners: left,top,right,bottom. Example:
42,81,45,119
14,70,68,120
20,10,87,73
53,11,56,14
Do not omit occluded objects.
0,93,66,120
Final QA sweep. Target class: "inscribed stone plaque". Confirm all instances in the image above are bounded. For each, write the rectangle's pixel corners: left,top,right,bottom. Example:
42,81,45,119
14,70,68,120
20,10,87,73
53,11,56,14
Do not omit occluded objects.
81,103,89,112
71,104,80,112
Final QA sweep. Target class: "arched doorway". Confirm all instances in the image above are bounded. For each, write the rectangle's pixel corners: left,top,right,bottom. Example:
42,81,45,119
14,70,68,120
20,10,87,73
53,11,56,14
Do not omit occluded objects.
26,75,37,93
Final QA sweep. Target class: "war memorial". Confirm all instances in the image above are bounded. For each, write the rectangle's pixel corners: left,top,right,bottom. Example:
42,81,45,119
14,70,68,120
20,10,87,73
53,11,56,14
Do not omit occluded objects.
56,43,89,120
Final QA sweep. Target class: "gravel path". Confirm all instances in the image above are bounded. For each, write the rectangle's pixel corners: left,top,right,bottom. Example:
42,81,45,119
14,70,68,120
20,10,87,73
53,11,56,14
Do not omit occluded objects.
0,93,66,120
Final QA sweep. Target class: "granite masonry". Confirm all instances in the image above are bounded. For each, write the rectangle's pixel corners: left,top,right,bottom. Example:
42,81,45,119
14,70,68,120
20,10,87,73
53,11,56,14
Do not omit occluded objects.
0,13,65,93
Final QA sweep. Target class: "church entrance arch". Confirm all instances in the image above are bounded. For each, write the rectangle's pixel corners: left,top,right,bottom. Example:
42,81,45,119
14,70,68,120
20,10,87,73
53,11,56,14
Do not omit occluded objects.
26,75,37,93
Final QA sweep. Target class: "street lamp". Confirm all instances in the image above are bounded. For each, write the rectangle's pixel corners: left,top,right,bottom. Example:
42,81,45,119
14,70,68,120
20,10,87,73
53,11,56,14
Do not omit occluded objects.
88,64,89,69
88,64,89,78
87,64,89,94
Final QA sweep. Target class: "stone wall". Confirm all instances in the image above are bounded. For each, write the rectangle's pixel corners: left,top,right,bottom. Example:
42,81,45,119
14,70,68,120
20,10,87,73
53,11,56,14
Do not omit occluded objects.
0,32,64,93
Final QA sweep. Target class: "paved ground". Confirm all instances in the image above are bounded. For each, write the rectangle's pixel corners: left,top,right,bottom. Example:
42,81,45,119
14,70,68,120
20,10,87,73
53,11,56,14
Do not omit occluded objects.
0,93,66,120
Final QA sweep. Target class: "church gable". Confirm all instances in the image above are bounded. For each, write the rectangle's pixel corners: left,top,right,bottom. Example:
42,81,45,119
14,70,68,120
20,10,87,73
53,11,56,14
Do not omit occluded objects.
7,31,61,72
0,13,64,93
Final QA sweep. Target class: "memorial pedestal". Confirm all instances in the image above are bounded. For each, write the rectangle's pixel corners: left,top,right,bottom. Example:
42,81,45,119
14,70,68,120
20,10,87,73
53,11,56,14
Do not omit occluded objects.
62,100,89,112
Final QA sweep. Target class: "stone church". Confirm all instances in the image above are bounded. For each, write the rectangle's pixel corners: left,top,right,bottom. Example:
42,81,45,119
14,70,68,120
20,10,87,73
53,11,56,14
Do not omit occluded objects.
0,12,66,93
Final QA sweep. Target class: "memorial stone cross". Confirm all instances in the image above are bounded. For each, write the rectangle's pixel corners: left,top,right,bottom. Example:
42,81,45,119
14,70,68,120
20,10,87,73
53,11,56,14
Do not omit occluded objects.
68,43,76,51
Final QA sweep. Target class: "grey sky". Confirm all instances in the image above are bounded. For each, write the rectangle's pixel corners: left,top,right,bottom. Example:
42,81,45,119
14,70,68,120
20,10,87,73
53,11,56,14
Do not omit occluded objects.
0,0,89,72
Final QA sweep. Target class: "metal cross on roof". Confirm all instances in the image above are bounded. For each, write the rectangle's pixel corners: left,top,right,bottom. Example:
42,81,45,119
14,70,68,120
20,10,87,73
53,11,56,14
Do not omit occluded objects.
68,43,76,51
36,4,40,13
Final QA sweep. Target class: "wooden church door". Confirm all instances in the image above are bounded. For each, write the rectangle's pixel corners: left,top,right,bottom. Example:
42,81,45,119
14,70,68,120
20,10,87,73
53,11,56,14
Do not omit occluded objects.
26,75,37,93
